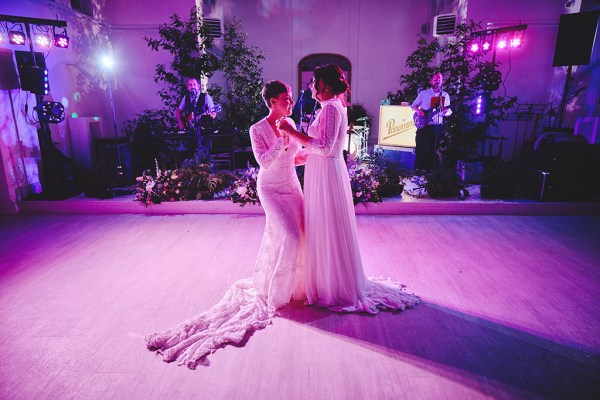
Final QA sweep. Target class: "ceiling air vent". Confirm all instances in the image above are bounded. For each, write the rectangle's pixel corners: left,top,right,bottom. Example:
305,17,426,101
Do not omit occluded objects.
433,14,457,37
204,18,222,38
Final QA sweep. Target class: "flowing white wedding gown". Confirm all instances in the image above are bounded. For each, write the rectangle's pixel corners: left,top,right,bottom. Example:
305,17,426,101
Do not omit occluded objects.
302,98,419,313
146,117,305,368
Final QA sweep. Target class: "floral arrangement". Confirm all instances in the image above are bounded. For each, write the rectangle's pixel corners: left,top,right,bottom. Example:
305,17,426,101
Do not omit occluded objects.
348,149,411,205
348,163,382,205
136,152,411,207
406,166,470,199
230,164,260,206
135,160,234,206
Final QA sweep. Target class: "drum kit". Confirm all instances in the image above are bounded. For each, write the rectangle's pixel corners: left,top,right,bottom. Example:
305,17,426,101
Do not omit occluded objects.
298,111,370,163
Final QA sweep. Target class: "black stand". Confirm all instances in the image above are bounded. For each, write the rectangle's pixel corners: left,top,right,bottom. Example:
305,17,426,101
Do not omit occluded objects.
556,65,573,128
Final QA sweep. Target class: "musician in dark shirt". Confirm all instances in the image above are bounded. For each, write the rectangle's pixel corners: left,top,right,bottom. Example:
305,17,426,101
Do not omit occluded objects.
411,72,452,172
176,76,216,151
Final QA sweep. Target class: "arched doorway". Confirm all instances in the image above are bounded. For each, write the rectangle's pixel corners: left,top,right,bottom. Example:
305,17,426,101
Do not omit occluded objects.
297,53,351,102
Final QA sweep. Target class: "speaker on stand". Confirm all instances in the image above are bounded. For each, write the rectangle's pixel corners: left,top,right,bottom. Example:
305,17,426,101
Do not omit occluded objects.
552,11,599,128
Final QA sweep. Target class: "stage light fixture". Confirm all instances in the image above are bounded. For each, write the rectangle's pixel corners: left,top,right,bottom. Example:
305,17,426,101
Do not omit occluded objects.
510,37,522,48
34,32,51,48
474,95,483,115
482,41,491,51
34,101,65,123
9,30,26,45
470,42,480,52
497,38,508,50
53,33,69,48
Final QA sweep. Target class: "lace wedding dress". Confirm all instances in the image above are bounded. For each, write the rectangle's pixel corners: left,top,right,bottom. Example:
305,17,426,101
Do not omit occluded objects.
146,117,305,368
302,98,419,313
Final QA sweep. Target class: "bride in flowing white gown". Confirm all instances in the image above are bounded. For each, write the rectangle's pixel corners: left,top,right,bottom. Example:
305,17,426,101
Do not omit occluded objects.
146,81,307,368
278,65,420,314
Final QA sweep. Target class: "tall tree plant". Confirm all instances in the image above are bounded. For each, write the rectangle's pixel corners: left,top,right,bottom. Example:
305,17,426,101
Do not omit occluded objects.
144,6,221,110
214,17,267,132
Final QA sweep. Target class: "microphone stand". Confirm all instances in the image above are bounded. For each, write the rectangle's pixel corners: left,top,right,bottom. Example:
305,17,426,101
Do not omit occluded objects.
433,85,443,168
297,90,304,131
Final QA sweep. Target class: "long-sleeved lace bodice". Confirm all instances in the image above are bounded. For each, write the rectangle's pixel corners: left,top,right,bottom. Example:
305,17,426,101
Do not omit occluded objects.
146,117,305,368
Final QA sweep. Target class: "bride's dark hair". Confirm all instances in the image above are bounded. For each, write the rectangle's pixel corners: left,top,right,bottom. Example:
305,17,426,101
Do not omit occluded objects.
262,80,290,108
314,64,349,95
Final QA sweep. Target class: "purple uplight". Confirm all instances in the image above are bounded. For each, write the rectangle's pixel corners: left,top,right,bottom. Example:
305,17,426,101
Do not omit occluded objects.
54,34,69,48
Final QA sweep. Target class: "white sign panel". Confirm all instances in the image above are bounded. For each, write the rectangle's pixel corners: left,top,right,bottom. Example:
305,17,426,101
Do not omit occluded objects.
378,105,416,148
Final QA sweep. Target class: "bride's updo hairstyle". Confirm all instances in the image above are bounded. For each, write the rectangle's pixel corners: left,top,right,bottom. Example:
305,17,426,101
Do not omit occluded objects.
314,64,349,95
262,80,290,108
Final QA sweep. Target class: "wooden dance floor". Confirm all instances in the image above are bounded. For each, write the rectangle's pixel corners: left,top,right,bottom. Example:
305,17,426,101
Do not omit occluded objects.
0,212,599,399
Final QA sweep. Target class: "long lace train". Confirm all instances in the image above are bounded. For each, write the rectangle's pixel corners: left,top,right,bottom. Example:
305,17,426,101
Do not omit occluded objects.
146,278,272,369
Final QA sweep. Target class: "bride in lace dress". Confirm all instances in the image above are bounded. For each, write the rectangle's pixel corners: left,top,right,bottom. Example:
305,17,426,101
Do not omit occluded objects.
278,65,419,314
146,81,307,368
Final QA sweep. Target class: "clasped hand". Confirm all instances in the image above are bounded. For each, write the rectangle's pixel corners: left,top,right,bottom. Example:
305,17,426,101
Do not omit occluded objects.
276,118,294,150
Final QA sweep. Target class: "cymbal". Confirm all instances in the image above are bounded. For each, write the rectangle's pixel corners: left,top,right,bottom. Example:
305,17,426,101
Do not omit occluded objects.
355,116,370,122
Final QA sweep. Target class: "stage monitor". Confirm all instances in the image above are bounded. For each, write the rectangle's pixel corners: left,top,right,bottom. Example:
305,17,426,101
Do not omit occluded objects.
553,11,599,67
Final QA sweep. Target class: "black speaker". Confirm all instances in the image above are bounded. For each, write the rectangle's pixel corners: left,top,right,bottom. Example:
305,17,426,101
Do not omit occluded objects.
0,49,20,90
553,11,599,67
20,66,49,95
14,51,49,95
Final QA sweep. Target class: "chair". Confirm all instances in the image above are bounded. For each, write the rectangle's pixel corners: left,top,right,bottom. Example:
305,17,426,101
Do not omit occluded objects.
233,131,257,169
209,131,234,170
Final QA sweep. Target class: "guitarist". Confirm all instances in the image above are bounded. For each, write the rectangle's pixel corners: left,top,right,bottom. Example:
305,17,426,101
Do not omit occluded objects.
411,72,452,172
176,76,217,152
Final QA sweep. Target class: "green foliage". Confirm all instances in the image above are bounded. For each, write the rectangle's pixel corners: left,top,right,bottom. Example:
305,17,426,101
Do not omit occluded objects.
388,36,442,103
135,161,234,205
122,108,176,137
216,17,267,132
144,6,221,110
409,167,470,199
138,11,267,134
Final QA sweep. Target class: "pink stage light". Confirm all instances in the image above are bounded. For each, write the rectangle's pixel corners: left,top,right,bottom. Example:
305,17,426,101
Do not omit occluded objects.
470,43,480,52
510,38,522,48
482,41,491,51
497,39,508,49
54,34,69,48
54,32,69,49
